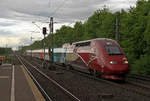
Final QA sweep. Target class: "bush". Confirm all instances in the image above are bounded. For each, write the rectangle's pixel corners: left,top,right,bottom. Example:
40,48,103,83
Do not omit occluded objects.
131,55,150,75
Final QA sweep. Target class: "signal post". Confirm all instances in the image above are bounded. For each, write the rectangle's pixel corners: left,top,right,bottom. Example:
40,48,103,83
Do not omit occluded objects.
41,17,55,70
49,17,55,70
42,27,47,68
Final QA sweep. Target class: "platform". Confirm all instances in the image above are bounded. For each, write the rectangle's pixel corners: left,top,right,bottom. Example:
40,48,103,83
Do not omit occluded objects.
0,64,45,101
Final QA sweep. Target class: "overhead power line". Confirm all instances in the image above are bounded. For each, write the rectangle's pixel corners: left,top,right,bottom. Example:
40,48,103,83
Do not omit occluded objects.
51,0,69,16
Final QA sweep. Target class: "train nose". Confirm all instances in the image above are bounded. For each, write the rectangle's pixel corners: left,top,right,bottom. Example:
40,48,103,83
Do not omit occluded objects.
108,64,129,73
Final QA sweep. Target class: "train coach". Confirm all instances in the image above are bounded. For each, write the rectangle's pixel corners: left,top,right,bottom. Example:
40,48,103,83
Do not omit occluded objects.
25,38,129,80
25,48,66,64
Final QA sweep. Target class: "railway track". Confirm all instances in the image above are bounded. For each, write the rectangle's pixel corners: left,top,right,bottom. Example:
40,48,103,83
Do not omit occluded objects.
21,56,150,100
127,80,150,90
16,55,52,101
127,75,150,88
68,68,150,98
126,74,150,95
21,56,115,101
128,74,150,81
16,55,81,101
25,56,150,97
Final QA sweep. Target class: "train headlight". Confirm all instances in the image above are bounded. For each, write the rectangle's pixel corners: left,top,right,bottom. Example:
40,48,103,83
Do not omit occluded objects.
110,61,117,64
124,60,128,64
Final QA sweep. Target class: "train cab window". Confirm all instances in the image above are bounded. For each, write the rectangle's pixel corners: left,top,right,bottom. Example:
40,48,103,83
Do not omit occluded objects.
105,45,123,55
75,42,91,47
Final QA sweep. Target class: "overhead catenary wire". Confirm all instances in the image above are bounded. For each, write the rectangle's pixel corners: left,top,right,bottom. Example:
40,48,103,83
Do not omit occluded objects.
38,0,81,28
41,0,69,25
35,0,91,30
50,0,69,17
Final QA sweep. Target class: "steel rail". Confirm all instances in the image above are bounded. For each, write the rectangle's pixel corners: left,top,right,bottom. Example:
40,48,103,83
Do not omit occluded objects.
19,55,81,101
23,56,150,98
70,69,150,98
16,55,53,101
51,62,150,98
127,80,150,90
127,74,150,81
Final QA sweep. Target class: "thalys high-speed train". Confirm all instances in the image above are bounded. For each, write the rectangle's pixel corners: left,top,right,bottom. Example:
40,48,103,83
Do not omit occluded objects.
25,38,129,80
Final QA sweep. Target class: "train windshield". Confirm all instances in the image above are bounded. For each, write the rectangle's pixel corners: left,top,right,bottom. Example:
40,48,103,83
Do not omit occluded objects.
105,45,123,55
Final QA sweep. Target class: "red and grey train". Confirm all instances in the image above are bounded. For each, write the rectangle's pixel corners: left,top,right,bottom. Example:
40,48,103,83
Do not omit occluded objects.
25,38,129,80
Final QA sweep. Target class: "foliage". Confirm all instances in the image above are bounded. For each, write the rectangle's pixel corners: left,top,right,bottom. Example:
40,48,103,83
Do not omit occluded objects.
0,47,13,64
22,0,150,75
0,47,12,55
132,55,150,75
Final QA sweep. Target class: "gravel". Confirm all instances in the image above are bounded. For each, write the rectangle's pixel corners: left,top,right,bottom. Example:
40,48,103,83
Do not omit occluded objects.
21,56,150,101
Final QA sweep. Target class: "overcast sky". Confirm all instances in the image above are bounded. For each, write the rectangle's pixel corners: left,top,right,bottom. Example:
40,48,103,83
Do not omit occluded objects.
0,0,137,50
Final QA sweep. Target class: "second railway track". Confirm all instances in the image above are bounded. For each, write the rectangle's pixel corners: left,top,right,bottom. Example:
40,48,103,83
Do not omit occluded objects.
20,55,150,101
26,56,150,98
16,55,81,101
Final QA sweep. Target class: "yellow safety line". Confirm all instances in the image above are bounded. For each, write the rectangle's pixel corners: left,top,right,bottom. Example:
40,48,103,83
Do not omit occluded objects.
21,65,45,101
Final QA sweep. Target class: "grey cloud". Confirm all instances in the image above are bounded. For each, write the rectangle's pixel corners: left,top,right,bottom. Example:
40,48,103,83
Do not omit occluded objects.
19,37,32,45
0,0,137,49
0,22,16,27
0,0,137,23
0,30,13,35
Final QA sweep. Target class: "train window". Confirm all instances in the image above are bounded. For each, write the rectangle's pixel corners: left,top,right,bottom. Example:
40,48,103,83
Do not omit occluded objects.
76,42,91,47
105,45,123,55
